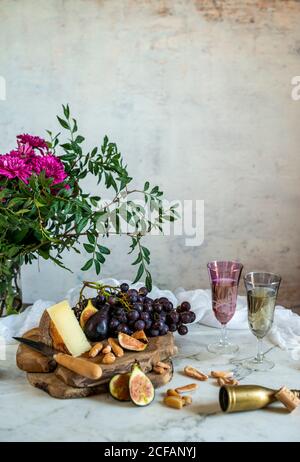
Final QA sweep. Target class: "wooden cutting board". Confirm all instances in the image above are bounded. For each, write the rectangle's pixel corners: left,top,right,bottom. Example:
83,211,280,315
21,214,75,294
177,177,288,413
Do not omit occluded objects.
27,360,173,399
56,332,176,388
17,329,176,399
16,328,56,373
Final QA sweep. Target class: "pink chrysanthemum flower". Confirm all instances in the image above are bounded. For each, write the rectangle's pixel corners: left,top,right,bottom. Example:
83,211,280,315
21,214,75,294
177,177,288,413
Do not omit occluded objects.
32,154,68,185
0,153,32,183
17,134,48,150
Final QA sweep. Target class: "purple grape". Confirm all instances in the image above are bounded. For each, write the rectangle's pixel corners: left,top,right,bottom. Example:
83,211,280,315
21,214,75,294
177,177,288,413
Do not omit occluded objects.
117,323,131,334
168,323,177,332
115,307,125,318
134,320,146,331
120,282,129,292
189,311,196,323
137,295,145,303
178,301,191,312
159,297,169,305
127,310,140,322
145,320,152,330
108,295,117,306
119,314,127,323
99,304,110,315
152,320,163,330
159,312,167,322
180,312,193,324
133,302,143,313
149,329,160,337
129,295,138,303
140,312,150,322
164,301,173,312
109,318,120,330
143,304,153,314
178,324,188,335
144,297,153,305
160,324,169,335
95,294,106,306
128,289,138,297
154,303,163,314
138,287,148,297
167,311,179,324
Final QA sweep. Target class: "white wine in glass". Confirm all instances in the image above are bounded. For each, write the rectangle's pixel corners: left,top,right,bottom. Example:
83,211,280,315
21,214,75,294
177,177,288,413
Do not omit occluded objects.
244,272,281,371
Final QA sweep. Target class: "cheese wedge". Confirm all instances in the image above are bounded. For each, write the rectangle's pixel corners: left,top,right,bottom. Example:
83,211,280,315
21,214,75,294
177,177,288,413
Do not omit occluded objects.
47,300,91,357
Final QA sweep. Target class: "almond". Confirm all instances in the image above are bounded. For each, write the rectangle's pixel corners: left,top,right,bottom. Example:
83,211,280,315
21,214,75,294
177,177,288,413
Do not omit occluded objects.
175,383,198,393
164,395,183,409
108,338,124,357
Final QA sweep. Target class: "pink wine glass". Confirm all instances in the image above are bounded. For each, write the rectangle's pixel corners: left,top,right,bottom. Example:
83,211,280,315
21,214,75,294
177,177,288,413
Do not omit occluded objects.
207,260,243,354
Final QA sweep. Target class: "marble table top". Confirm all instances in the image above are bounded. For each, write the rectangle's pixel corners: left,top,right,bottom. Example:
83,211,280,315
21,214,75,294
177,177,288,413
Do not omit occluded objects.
0,324,299,442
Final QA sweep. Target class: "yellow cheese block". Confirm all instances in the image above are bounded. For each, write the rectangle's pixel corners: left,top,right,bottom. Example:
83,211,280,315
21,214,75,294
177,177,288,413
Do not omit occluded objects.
47,300,91,357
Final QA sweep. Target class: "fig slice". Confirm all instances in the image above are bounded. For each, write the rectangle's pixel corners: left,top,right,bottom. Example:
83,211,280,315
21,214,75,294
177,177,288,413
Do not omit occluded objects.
109,373,131,401
131,330,149,344
118,333,147,351
129,363,155,406
79,300,98,328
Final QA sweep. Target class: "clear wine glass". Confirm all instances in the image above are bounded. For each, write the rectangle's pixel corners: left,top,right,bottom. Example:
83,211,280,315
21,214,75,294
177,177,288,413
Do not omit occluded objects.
243,271,281,371
207,261,243,355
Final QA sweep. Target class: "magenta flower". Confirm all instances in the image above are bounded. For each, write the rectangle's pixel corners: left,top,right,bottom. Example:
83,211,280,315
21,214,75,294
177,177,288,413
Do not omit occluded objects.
0,153,32,183
32,154,68,185
17,134,48,150
0,134,69,189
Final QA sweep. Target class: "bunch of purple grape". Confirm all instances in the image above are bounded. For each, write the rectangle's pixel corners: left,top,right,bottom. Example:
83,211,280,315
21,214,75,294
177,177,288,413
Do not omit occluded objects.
105,283,196,337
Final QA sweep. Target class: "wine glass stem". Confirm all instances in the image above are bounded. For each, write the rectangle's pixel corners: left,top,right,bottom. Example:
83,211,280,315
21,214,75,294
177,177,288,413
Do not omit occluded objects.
220,324,228,346
256,338,264,363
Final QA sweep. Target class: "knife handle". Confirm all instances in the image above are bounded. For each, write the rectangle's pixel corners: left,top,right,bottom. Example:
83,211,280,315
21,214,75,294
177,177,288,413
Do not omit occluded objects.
54,353,102,380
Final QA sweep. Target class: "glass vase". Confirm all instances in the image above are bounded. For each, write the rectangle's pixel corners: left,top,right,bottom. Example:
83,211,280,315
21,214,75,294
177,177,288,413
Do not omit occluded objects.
0,258,23,316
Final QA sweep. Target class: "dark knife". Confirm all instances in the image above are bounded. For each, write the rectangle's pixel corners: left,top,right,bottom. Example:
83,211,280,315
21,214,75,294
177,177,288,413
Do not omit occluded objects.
14,337,102,380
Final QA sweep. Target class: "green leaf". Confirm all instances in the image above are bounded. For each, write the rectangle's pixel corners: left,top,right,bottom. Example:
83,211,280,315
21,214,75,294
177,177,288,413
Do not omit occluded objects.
81,259,93,271
98,245,110,255
145,272,152,292
144,181,149,191
95,260,101,275
83,243,94,253
132,264,144,284
60,143,72,150
131,253,142,265
57,116,69,130
76,217,89,233
63,104,70,119
96,252,105,263
75,135,85,144
150,186,159,195
87,232,96,244
72,118,78,133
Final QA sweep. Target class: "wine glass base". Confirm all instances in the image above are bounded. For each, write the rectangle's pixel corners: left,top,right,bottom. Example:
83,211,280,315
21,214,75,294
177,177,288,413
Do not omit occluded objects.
207,342,239,355
242,357,274,371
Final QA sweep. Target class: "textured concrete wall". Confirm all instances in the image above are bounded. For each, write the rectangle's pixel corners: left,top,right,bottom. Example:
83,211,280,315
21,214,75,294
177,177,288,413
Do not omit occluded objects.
1,0,300,305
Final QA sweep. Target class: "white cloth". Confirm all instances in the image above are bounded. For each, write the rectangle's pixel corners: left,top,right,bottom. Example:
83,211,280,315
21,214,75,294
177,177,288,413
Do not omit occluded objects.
1,278,300,359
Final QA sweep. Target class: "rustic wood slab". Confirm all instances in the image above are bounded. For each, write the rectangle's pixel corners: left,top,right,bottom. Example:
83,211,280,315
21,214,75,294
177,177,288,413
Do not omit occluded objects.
27,360,173,399
55,332,177,388
16,328,56,373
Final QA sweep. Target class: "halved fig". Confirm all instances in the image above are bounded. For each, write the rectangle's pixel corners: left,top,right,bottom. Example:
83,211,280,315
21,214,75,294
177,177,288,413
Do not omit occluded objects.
118,333,147,352
129,363,155,406
132,330,149,344
109,373,131,401
80,299,98,328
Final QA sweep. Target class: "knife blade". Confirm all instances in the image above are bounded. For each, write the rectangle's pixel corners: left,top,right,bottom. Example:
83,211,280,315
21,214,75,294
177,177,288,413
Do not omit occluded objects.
14,337,102,380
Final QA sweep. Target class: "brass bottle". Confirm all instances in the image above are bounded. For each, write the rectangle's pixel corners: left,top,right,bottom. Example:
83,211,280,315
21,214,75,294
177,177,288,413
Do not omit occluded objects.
219,385,300,413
